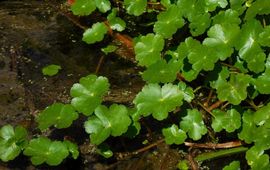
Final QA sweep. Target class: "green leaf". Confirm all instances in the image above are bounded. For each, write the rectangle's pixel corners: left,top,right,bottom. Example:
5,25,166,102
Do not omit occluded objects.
96,144,113,158
70,74,110,116
24,137,69,166
0,125,28,162
177,0,210,36
211,109,241,133
204,0,228,11
212,9,241,26
37,103,78,131
63,140,79,159
82,22,108,44
124,0,147,16
154,5,184,38
95,0,111,13
229,0,246,14
259,26,270,47
235,19,265,73
222,161,240,170
246,146,270,170
71,0,96,16
134,83,184,120
203,24,240,60
215,73,251,105
178,82,194,102
189,13,211,36
42,64,61,76
101,45,117,55
107,9,126,32
245,0,270,20
238,110,257,143
142,59,181,83
162,124,187,145
185,37,219,71
253,102,270,126
253,71,270,94
85,104,131,145
134,33,164,67
180,109,207,140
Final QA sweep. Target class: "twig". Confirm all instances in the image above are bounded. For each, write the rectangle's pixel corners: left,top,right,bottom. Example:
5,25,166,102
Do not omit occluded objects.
204,89,213,107
95,55,105,74
208,100,224,112
246,100,259,111
184,141,243,149
132,138,165,155
197,102,214,117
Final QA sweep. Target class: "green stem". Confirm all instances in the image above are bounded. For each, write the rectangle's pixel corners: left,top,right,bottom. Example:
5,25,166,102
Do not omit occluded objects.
195,147,248,162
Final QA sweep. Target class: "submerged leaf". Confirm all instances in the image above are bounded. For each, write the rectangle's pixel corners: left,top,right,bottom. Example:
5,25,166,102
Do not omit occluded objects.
42,64,61,76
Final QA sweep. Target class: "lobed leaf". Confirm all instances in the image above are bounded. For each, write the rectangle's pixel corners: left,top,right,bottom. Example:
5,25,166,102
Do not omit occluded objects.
82,22,108,44
134,83,184,120
180,109,207,140
222,161,240,170
142,59,181,83
70,74,109,116
162,124,187,145
95,0,111,13
124,0,147,16
211,109,241,133
23,137,69,166
0,125,28,162
245,0,270,20
107,9,126,32
246,146,270,170
84,104,131,145
154,5,184,38
238,110,257,144
134,33,164,67
42,64,61,76
71,0,96,16
37,103,78,131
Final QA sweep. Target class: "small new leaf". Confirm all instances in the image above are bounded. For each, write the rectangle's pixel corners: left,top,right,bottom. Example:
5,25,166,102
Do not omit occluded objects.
0,125,28,162
84,104,131,145
37,103,78,131
70,74,110,116
23,137,69,166
180,109,207,140
63,140,79,159
42,64,61,76
134,83,184,120
107,9,126,32
82,22,108,44
162,124,187,145
134,34,164,67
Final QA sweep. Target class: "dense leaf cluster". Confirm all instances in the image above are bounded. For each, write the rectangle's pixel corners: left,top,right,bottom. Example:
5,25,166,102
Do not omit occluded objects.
1,0,270,169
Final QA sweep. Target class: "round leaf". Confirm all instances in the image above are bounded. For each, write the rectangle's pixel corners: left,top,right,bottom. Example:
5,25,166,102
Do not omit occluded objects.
42,64,61,76
70,74,109,116
124,0,147,16
37,103,78,131
162,124,187,145
82,22,108,44
71,0,96,16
